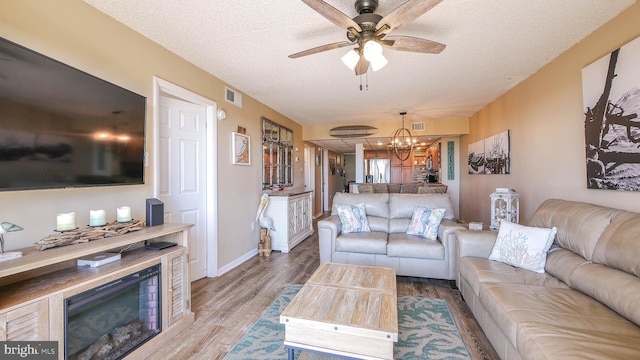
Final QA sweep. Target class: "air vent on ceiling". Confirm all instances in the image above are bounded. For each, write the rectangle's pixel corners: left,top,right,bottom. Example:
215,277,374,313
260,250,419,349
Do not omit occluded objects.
225,86,243,108
411,122,425,131
329,125,378,138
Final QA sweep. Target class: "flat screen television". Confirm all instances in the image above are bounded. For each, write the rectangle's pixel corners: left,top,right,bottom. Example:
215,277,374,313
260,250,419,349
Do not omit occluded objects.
0,37,146,191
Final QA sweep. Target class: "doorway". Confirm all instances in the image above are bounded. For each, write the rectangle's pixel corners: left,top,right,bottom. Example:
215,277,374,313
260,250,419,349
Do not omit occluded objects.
153,77,218,280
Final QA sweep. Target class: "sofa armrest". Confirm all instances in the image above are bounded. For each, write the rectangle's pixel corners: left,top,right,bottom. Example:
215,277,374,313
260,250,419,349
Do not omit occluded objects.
455,229,498,258
439,220,466,248
317,215,342,264
439,220,468,280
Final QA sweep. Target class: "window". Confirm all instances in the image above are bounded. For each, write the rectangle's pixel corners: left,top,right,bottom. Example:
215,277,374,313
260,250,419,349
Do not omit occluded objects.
262,117,293,189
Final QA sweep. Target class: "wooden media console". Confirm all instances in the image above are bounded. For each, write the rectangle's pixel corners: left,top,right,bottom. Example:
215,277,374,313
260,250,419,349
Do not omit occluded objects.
0,223,195,359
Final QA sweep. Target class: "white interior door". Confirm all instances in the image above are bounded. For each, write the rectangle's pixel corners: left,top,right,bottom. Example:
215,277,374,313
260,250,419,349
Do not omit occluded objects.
158,96,208,281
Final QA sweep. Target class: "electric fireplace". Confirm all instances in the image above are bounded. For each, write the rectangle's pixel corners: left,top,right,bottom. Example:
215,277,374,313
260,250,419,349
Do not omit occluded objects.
64,264,161,360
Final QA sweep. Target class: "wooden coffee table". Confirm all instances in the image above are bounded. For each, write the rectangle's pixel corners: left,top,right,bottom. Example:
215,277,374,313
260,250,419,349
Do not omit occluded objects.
280,263,398,360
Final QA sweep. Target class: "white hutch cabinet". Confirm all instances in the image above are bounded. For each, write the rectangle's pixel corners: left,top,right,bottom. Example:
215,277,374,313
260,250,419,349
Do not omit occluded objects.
263,191,313,253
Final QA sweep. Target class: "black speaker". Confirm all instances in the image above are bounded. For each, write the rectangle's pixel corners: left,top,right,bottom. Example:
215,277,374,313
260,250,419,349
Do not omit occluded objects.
146,198,164,227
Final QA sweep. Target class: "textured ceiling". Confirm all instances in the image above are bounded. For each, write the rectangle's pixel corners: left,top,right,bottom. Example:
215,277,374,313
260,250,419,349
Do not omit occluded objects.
83,0,635,151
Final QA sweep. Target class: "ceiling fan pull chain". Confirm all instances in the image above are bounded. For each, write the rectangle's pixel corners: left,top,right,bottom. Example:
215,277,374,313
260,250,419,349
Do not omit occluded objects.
359,74,363,91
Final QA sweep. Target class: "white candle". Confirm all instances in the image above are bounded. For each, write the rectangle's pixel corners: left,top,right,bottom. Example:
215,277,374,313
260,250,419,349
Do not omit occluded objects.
57,212,76,231
89,209,107,226
116,206,132,222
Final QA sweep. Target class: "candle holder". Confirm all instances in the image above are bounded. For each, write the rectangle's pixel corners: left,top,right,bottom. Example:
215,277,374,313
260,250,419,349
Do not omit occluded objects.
116,206,132,223
115,218,136,224
56,212,77,232
89,210,107,227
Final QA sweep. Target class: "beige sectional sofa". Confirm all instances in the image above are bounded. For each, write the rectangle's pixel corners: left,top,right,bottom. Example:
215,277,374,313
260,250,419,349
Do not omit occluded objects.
456,199,640,360
317,192,465,279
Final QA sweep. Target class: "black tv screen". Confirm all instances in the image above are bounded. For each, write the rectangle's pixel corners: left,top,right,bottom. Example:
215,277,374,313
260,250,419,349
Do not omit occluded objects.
0,37,146,191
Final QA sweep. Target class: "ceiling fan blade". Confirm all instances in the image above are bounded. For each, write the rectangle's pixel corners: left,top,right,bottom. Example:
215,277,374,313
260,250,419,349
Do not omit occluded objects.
376,0,443,33
301,0,362,32
355,56,369,75
383,35,446,53
289,41,354,58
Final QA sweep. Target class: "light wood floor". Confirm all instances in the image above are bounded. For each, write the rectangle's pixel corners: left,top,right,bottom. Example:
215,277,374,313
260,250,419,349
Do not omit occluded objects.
148,218,500,360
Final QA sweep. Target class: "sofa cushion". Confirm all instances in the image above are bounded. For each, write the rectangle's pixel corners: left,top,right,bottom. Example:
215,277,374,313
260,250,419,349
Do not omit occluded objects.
387,233,444,259
406,206,446,240
488,221,557,273
332,192,390,232
335,203,370,233
543,247,589,287
389,193,455,220
335,231,388,255
516,322,640,360
529,199,616,261
389,194,455,234
568,261,640,327
458,257,569,299
478,282,639,355
592,214,640,277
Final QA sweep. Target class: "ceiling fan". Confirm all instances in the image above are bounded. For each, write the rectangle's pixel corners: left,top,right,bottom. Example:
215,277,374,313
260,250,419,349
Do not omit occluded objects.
289,0,446,75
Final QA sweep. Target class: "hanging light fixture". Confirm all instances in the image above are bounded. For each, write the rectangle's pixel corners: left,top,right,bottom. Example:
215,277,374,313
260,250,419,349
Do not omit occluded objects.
388,111,416,161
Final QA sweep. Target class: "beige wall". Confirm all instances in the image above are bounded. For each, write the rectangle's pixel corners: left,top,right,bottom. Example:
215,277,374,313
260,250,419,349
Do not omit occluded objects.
0,0,304,271
460,2,640,224
304,117,468,141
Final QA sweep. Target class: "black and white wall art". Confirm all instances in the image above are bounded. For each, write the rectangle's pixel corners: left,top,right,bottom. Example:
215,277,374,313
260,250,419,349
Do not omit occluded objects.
583,35,640,191
468,130,510,175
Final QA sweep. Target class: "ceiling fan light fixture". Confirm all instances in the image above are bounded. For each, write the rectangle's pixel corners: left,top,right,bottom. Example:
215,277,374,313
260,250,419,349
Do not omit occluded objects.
370,53,388,71
363,40,382,61
341,49,360,71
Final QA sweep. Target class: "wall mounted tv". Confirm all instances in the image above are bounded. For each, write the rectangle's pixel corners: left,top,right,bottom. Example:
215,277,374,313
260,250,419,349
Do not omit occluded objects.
0,37,146,191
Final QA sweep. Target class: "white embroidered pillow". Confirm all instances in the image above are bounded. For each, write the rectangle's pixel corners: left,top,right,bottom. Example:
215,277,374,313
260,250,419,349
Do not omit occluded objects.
406,206,446,240
489,221,557,273
335,203,370,233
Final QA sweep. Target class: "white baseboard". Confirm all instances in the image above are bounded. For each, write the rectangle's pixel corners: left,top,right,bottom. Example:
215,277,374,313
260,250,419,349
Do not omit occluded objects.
216,248,258,276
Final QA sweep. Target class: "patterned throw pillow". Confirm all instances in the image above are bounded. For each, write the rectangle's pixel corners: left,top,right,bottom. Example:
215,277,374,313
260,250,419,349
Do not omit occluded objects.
335,203,370,233
488,221,557,273
406,206,446,240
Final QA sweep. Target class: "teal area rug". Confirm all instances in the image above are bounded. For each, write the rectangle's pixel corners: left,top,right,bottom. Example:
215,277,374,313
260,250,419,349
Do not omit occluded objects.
223,284,470,360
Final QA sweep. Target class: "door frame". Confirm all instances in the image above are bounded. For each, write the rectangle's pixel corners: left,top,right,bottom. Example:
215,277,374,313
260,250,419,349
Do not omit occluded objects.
153,77,218,278
323,149,329,211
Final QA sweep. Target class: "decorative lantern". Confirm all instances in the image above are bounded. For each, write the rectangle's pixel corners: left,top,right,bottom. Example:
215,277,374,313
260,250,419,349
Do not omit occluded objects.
490,188,519,230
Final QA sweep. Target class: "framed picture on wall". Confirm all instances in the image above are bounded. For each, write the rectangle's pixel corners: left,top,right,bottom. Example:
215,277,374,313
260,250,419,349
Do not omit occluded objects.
582,34,640,191
232,132,250,165
468,130,510,174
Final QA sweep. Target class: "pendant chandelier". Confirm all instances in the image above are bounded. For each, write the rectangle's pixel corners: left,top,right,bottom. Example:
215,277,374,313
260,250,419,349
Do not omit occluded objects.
388,111,416,161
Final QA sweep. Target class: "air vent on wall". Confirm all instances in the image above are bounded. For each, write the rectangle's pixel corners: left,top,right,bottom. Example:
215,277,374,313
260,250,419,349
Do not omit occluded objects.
225,86,243,108
411,122,425,131
329,125,378,138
